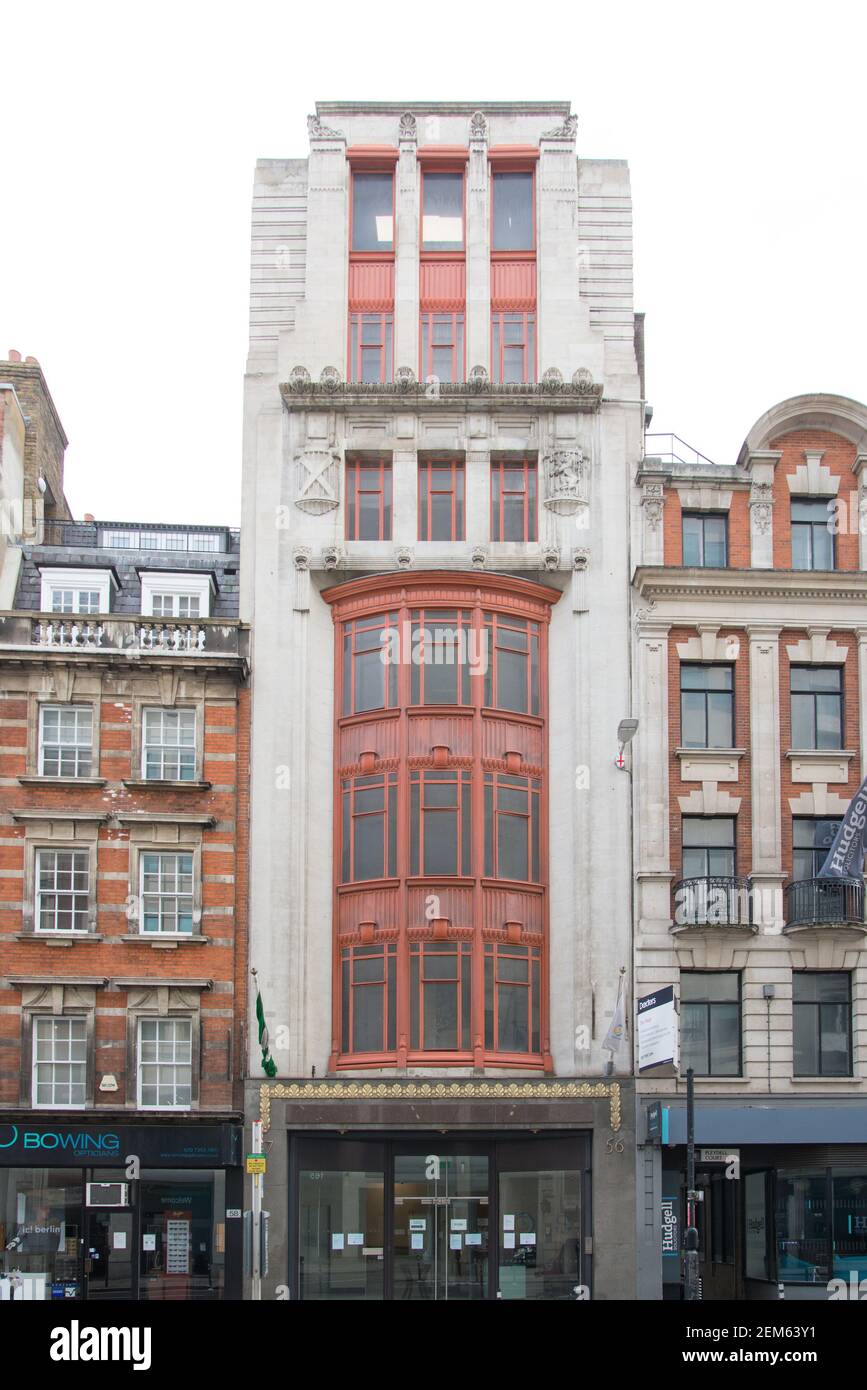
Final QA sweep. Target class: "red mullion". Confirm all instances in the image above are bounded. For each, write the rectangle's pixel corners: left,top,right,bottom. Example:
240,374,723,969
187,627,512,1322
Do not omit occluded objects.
470,597,486,1067
539,616,551,1067
330,619,345,1068
395,593,411,1067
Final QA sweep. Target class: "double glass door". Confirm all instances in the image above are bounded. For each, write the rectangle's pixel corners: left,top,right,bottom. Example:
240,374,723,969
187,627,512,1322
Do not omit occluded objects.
394,1154,489,1300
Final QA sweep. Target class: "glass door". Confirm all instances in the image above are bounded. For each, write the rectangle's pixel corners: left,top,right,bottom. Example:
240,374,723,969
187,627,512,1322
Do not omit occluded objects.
496,1138,584,1300
84,1209,134,1299
393,1153,489,1300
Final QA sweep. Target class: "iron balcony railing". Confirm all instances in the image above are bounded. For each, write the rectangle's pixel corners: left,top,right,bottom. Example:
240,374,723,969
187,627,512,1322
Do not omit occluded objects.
784,877,865,930
644,433,717,469
672,876,754,929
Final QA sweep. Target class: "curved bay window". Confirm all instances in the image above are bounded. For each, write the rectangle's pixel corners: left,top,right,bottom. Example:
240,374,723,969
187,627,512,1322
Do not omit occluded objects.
325,572,559,1071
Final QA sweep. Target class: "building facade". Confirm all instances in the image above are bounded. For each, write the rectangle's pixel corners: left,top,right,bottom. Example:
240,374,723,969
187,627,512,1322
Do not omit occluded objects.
241,101,642,1300
633,398,867,1299
0,357,250,1301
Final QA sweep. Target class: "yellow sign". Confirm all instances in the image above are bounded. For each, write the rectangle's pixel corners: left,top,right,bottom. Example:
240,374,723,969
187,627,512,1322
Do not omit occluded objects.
246,1154,267,1174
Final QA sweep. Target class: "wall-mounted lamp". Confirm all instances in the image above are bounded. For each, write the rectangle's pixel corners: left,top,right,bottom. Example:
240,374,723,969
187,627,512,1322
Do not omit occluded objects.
616,718,639,770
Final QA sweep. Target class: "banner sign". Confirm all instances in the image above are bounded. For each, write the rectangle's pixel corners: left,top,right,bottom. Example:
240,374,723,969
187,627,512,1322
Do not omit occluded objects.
637,986,679,1071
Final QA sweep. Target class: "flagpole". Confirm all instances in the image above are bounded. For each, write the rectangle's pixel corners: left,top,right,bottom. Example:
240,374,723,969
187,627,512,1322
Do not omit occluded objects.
250,968,263,1301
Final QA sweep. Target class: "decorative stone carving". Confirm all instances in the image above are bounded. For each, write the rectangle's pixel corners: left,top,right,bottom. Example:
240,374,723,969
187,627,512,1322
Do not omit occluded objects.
288,365,311,392
319,366,342,391
542,114,578,140
395,547,414,569
322,546,341,570
541,367,564,393
543,448,588,514
307,114,344,140
295,447,341,514
398,112,417,140
542,545,560,571
395,366,416,391
469,111,488,142
573,547,590,570
468,365,488,392
641,482,665,532
293,546,312,570
572,367,594,391
750,482,773,535
471,546,487,569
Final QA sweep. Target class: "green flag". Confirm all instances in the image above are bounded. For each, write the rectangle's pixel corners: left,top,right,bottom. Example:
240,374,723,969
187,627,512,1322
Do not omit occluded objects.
255,988,277,1077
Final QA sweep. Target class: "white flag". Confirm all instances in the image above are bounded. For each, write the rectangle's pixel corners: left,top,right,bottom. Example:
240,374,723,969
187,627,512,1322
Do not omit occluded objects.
603,973,626,1053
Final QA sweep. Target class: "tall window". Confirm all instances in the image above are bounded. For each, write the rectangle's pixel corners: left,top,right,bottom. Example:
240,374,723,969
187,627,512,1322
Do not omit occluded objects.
140,852,194,934
342,612,399,715
341,774,398,882
410,771,472,876
792,818,841,880
351,172,394,252
791,498,834,570
39,705,93,777
36,849,89,932
411,942,472,1050
422,171,464,250
793,973,851,1076
349,312,393,384
484,614,540,714
420,312,464,384
682,513,727,567
418,459,464,541
491,460,537,542
790,667,843,749
138,1018,193,1108
484,774,541,882
142,708,196,781
345,459,392,541
680,666,734,748
682,817,736,879
341,945,397,1054
491,311,536,384
32,1017,87,1107
410,610,473,706
680,972,741,1076
484,943,541,1053
492,172,534,251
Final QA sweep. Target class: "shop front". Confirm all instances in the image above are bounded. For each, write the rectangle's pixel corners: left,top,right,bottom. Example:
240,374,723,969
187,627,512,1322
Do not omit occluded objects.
0,1120,243,1301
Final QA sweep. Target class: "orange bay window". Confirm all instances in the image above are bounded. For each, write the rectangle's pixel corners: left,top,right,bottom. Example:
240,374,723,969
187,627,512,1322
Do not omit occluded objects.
325,572,559,1072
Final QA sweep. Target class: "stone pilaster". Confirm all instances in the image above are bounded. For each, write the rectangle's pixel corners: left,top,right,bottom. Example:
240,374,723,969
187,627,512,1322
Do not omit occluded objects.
465,112,490,373
744,450,782,568
747,625,785,933
395,116,420,375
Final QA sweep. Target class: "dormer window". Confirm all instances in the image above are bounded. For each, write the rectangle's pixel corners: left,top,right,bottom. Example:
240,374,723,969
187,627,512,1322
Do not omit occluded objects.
38,567,114,615
140,572,213,619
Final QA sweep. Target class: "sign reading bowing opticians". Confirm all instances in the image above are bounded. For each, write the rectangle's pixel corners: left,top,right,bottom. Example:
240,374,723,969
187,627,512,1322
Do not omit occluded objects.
637,987,679,1072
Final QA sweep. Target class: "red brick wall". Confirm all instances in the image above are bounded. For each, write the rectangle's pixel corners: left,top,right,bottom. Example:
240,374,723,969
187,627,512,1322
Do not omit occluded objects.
661,490,751,568
771,429,861,571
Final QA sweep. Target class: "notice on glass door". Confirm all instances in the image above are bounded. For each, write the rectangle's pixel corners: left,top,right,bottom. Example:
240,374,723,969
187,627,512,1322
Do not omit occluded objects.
331,1233,345,1251
503,1214,515,1231
411,1233,424,1250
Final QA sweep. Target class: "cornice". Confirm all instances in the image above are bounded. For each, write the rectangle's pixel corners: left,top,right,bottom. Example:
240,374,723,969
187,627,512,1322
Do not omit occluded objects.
633,566,867,604
280,376,603,414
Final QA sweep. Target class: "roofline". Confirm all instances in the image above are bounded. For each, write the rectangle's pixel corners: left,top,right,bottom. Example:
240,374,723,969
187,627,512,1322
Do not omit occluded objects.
316,100,572,116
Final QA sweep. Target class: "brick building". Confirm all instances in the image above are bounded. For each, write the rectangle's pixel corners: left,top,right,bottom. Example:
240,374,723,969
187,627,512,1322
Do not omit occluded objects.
633,396,867,1299
0,354,249,1301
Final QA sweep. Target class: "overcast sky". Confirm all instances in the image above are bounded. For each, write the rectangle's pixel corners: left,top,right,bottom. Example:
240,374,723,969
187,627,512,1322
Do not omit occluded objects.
2,1,865,524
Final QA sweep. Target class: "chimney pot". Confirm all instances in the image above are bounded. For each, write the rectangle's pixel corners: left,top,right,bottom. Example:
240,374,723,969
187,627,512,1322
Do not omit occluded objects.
84,513,95,523
24,356,39,365
8,349,21,362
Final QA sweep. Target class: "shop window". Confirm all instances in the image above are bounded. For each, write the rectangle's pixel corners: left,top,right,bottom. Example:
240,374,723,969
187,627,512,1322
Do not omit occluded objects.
349,312,393,384
298,1157,385,1301
420,312,465,384
345,459,392,541
791,497,835,570
142,707,196,781
793,972,851,1076
0,1169,83,1299
410,942,472,1050
422,170,464,250
409,609,473,706
341,612,399,715
137,1018,193,1109
744,1171,771,1280
492,172,534,252
36,848,89,933
682,513,727,567
410,770,472,876
139,1171,226,1301
418,459,465,541
483,613,540,714
775,1171,830,1283
681,817,736,879
340,944,397,1055
491,311,535,385
680,666,734,748
490,461,537,542
484,943,540,1053
32,1016,88,1107
484,773,540,883
351,171,394,252
140,852,194,934
790,666,843,749
792,817,841,880
832,1172,867,1282
340,774,398,882
38,705,93,777
680,972,741,1076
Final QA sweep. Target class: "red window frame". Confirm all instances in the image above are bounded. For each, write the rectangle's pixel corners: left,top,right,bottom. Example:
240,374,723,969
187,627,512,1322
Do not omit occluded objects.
341,943,397,1055
418,458,465,541
341,611,400,715
345,458,393,542
340,772,398,883
490,460,538,542
420,312,465,384
409,769,472,877
483,612,541,715
349,168,396,257
348,312,393,384
410,941,472,1052
409,607,474,706
491,310,536,385
483,772,542,883
484,942,541,1053
420,167,466,254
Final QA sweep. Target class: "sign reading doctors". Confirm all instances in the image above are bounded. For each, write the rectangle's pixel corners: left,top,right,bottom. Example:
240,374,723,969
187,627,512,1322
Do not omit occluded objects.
637,986,679,1071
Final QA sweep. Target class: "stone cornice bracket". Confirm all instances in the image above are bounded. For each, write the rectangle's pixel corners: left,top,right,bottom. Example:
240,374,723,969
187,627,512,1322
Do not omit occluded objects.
471,546,487,570
307,113,345,142
322,545,342,571
469,111,488,146
395,546,414,570
542,545,560,571
398,111,417,144
541,113,578,144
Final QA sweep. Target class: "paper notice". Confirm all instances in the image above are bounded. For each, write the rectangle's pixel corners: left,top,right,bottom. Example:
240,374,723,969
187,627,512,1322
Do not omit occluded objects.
331,1233,345,1251
347,1233,364,1246
112,1231,127,1251
519,1232,537,1246
503,1214,515,1231
503,1232,516,1249
449,1233,462,1250
411,1233,424,1250
450,1218,467,1232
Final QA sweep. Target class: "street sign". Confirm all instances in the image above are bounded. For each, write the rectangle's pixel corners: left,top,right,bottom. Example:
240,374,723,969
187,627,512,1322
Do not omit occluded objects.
246,1153,267,1174
700,1148,740,1164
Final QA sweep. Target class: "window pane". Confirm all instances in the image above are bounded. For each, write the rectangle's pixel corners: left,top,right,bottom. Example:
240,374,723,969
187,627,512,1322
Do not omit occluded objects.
820,1003,850,1075
791,525,811,571
682,515,702,566
706,692,733,747
353,984,384,1053
492,172,533,251
793,1005,819,1074
499,812,528,881
681,1002,709,1074
790,693,814,748
680,691,706,747
422,172,463,249
703,516,727,566
352,173,393,251
815,694,842,748
709,1004,740,1074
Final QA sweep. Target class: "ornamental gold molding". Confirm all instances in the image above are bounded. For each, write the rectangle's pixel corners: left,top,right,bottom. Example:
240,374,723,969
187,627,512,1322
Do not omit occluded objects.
259,1079,621,1132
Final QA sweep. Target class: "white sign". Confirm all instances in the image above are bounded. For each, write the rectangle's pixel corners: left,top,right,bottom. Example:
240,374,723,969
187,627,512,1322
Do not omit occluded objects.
637,986,679,1071
142,1234,156,1252
700,1149,740,1164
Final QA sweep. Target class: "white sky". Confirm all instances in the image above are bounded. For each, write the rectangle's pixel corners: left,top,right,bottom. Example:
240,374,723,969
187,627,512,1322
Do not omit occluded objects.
2,1,866,524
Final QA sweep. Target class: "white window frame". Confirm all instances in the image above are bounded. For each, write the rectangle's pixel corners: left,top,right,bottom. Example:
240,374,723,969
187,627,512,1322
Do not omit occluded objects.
140,850,195,935
38,704,94,778
140,572,213,618
35,847,90,933
141,707,197,781
137,1017,193,1110
39,567,114,615
32,1015,88,1109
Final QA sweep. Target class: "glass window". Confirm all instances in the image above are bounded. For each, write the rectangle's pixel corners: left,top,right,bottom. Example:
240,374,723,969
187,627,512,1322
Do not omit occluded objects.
50,588,101,614
32,1016,87,1107
484,944,541,1054
352,172,393,252
790,666,843,749
0,1168,84,1299
39,704,93,777
484,614,540,714
422,171,464,250
299,1162,385,1300
409,610,473,706
418,460,465,541
349,313,393,385
342,613,399,715
682,513,727,567
491,461,537,542
151,593,201,618
36,848,89,932
681,817,735,879
410,771,471,877
832,1172,867,1282
340,945,397,1055
491,311,536,384
138,1017,193,1108
141,852,194,934
142,707,196,781
492,172,534,251
793,817,841,880
341,774,397,883
680,972,740,1076
139,1171,225,1301
420,312,465,384
680,665,734,748
744,1171,770,1280
410,942,472,1050
791,498,835,571
497,1161,581,1300
345,460,392,541
775,1171,830,1283
793,973,851,1076
484,774,541,883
